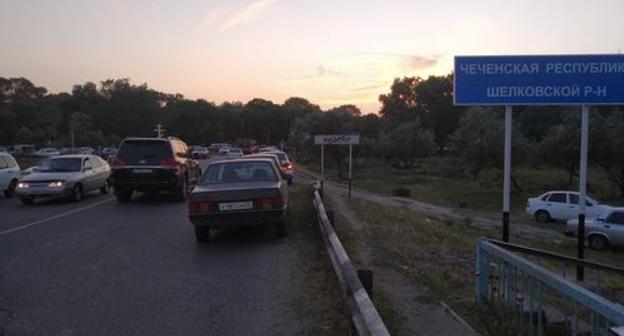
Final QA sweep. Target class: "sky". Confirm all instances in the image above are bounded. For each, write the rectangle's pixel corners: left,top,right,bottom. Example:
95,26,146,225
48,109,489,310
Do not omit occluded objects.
1,0,623,113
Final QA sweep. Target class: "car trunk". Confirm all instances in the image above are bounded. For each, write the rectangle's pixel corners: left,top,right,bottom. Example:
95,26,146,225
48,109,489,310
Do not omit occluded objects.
191,182,281,202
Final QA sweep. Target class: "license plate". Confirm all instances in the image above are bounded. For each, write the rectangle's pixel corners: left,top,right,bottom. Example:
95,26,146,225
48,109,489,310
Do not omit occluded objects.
133,168,153,174
219,201,253,211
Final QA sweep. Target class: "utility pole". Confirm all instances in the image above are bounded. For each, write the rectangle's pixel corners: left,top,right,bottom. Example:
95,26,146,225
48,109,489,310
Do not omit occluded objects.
154,124,166,138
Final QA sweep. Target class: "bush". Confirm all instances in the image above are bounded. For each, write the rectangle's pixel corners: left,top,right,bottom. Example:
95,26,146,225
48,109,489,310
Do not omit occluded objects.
393,187,411,197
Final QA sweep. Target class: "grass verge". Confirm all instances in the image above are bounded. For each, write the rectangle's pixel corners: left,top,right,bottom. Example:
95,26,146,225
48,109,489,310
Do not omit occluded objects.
288,184,352,335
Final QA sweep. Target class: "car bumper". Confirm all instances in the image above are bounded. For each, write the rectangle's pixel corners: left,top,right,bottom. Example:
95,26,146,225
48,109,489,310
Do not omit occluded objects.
15,186,72,199
189,209,285,228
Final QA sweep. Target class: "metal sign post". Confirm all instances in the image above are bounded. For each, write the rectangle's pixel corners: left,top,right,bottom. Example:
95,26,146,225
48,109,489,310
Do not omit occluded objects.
348,143,353,198
502,105,512,242
454,54,624,272
577,105,590,281
320,143,325,181
314,135,360,198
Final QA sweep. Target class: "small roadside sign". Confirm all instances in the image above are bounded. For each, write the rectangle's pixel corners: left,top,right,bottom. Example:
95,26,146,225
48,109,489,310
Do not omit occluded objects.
314,135,360,145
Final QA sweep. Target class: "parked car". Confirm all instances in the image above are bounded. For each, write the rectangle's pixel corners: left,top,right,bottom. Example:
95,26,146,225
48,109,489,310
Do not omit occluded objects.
0,152,20,198
244,153,292,185
11,144,36,157
33,147,61,158
226,148,243,158
78,147,95,155
566,207,624,250
109,137,201,202
259,146,278,153
100,147,118,160
525,191,607,223
265,150,293,184
218,147,230,155
188,158,289,241
15,155,111,205
189,145,210,159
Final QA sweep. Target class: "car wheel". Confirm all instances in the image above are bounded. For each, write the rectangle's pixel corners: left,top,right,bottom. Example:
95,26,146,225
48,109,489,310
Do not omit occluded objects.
115,189,133,202
175,177,189,201
589,235,608,250
21,197,34,205
4,178,18,198
195,226,210,242
535,210,551,223
100,180,110,195
71,184,84,202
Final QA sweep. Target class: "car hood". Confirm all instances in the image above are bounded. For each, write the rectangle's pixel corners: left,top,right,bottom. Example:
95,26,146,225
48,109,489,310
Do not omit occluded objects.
20,172,81,182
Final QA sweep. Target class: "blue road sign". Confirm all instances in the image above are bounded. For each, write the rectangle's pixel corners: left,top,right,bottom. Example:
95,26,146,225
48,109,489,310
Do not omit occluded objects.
454,54,624,105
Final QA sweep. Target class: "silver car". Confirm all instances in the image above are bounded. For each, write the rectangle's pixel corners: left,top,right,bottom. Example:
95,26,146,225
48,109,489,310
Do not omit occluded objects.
566,207,624,250
188,158,289,241
16,155,111,205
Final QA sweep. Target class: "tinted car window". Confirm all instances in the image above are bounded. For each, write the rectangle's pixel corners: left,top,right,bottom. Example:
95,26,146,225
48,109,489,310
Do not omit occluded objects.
201,161,277,184
0,156,8,169
568,194,592,206
116,140,173,165
548,193,567,203
607,212,624,225
38,158,82,172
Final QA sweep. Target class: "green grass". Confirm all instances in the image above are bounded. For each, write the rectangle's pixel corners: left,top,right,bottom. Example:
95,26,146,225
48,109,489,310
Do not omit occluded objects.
288,184,352,336
341,196,624,335
302,156,623,222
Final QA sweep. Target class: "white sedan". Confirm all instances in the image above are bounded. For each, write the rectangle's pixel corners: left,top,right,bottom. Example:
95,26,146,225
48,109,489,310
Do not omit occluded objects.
525,190,608,223
566,207,624,250
0,152,20,197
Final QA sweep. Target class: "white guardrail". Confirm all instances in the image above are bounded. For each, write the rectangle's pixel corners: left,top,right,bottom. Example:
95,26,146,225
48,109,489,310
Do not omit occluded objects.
311,182,390,336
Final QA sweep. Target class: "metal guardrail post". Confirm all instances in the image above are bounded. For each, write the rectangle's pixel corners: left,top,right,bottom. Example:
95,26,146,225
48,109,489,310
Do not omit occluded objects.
357,269,373,298
312,188,390,336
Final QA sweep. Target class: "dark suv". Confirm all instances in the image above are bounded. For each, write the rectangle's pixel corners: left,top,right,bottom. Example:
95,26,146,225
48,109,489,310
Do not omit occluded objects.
110,137,201,202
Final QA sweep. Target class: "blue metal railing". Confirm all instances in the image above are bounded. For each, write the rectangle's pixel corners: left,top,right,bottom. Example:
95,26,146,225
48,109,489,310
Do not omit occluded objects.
476,238,624,335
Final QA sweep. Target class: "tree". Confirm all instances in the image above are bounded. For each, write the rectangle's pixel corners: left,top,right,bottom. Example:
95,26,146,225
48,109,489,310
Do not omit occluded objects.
591,109,624,196
450,107,528,185
536,109,581,187
385,119,436,169
379,77,422,124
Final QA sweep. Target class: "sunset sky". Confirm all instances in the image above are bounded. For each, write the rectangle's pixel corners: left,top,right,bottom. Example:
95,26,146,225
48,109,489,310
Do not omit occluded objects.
1,0,623,113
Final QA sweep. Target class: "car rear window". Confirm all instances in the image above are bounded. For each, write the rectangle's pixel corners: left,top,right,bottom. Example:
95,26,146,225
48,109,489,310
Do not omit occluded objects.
201,161,277,184
269,152,289,163
117,140,172,165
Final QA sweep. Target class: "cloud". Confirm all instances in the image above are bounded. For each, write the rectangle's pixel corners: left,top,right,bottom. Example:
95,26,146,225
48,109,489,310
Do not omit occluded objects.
352,83,387,92
354,52,442,70
286,65,345,83
150,4,161,18
220,0,277,31
196,9,219,33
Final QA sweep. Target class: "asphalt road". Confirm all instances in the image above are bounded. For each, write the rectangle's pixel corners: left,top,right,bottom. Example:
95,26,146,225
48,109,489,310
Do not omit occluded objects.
0,160,320,336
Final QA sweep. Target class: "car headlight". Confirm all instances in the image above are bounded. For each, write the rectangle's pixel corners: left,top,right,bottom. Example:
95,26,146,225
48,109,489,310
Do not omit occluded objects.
48,180,66,188
17,182,29,189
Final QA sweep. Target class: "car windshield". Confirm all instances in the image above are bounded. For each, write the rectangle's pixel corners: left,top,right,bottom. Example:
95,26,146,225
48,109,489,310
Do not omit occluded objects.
38,158,82,172
116,140,172,165
201,161,277,184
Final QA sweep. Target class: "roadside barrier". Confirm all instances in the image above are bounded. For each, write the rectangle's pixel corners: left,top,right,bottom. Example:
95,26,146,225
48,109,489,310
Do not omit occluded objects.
476,237,624,335
311,182,390,336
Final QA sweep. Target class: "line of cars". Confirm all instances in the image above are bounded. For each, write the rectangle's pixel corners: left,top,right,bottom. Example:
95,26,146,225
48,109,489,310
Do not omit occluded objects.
2,137,295,242
526,190,624,250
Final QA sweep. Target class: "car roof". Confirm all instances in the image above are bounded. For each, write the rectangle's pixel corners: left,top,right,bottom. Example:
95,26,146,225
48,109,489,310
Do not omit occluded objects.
48,154,93,159
209,158,276,165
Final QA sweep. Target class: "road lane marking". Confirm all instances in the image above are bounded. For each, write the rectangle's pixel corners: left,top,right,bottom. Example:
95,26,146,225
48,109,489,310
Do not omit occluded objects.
0,197,115,237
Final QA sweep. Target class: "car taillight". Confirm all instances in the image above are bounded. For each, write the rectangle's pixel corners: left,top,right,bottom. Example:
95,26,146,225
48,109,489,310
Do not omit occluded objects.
189,201,214,214
110,158,125,169
255,196,284,209
283,162,292,170
160,158,180,168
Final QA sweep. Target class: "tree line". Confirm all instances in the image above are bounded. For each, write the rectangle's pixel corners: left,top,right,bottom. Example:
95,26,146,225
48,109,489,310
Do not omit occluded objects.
1,75,623,195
